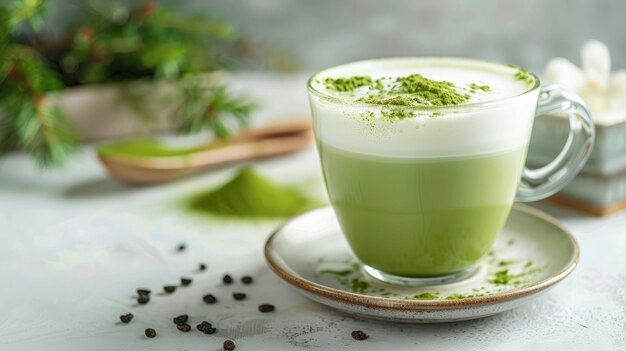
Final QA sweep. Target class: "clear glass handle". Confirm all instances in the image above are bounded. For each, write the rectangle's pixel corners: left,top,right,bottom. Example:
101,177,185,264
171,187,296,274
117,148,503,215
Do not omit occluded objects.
516,85,595,202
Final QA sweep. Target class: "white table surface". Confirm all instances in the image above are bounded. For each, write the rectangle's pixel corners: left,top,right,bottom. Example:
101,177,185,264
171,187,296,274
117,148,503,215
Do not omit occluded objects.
0,74,625,351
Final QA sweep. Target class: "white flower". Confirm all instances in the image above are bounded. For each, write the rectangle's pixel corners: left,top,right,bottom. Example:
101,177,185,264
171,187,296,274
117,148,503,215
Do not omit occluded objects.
581,40,611,90
544,40,626,118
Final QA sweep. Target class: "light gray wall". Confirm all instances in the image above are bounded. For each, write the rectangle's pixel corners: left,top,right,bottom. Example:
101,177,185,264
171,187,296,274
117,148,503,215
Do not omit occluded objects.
49,0,626,72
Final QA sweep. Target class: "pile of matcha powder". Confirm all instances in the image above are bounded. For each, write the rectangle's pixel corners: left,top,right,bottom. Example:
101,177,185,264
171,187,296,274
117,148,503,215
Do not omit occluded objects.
320,72,494,120
188,168,315,219
323,74,485,107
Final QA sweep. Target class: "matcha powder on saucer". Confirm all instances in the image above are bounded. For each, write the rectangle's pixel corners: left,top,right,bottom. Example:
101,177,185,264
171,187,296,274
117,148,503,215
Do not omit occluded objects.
188,168,315,219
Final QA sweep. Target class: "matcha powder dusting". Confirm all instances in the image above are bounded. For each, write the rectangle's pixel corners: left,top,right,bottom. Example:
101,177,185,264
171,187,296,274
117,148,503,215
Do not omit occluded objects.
188,168,314,218
323,73,475,107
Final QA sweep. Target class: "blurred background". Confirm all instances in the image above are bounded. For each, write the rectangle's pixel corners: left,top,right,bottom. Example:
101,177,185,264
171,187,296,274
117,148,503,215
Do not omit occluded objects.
1,0,625,214
38,0,626,71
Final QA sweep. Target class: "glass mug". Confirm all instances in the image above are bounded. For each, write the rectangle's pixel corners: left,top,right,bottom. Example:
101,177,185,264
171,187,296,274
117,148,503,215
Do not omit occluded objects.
307,58,594,285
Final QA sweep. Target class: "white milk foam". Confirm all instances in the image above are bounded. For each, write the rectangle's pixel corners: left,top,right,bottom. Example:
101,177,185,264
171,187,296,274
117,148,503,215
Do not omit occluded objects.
308,58,540,158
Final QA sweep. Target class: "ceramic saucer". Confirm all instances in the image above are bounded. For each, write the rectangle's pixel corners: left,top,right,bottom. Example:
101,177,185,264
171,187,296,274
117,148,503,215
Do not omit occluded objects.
264,204,579,323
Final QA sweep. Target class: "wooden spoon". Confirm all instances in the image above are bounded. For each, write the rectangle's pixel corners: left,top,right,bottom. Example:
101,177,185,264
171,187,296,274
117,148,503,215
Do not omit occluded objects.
98,119,313,185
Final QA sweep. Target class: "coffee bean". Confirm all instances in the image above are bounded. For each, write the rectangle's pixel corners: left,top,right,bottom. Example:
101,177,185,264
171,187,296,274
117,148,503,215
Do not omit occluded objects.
119,313,134,323
232,292,246,301
145,328,156,338
176,323,191,332
173,314,188,325
136,289,151,296
223,339,236,350
203,294,217,304
177,243,186,252
163,285,177,293
351,330,368,340
222,274,233,285
258,304,275,313
196,321,211,330
199,263,207,271
241,276,253,285
137,295,150,305
197,321,216,334
180,277,192,286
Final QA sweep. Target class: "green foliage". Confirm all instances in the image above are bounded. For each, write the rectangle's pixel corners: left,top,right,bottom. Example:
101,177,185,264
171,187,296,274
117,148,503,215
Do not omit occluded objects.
174,76,256,138
0,1,73,166
60,1,236,85
0,0,255,167
2,0,46,32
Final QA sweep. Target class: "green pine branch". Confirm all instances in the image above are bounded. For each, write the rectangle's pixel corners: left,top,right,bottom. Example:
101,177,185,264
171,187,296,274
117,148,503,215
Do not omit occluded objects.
1,1,258,167
15,98,78,166
0,35,77,166
173,75,256,139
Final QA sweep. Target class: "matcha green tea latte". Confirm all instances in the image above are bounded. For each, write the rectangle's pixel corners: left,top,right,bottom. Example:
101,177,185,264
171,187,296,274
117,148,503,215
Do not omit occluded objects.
307,58,594,285
322,145,526,276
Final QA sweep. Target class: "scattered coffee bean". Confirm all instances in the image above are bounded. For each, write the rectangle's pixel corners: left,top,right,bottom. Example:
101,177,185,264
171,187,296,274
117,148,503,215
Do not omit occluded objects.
203,294,217,304
137,295,150,305
258,304,275,313
241,276,253,285
199,263,207,271
173,314,188,325
119,313,134,323
176,323,191,332
177,243,186,252
196,321,210,330
351,330,368,340
137,289,151,296
222,274,233,285
163,285,177,293
223,339,236,350
180,277,193,286
197,321,217,334
233,292,246,301
145,328,157,338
